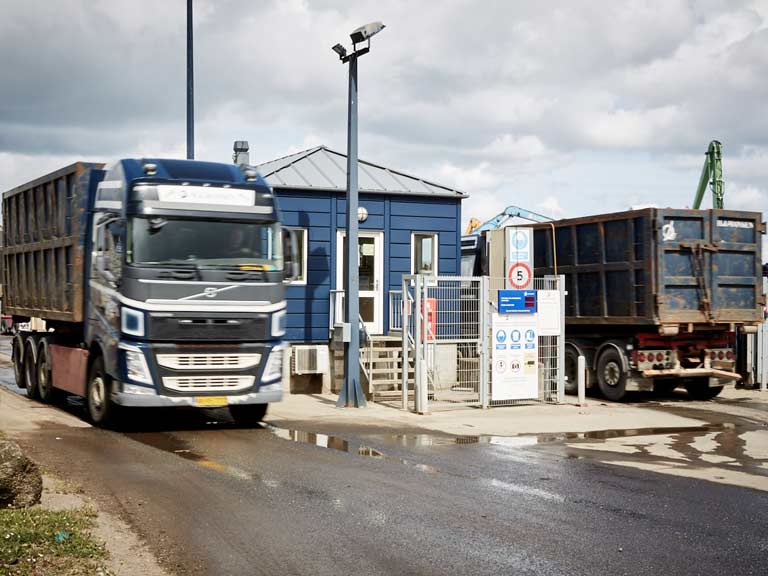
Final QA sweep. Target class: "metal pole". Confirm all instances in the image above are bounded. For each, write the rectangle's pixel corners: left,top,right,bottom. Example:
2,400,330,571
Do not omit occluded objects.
186,0,194,160
479,276,490,409
414,275,423,413
577,355,586,407
401,276,409,409
337,53,366,408
557,274,566,403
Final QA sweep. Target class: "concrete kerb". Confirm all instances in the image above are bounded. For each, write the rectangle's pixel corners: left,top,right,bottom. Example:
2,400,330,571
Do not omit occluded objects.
267,393,707,438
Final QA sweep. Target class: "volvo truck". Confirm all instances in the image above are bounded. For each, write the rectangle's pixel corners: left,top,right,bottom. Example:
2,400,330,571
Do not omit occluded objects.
3,158,296,426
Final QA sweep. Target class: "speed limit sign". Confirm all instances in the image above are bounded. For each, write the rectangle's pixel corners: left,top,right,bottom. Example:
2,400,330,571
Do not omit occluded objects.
507,262,532,289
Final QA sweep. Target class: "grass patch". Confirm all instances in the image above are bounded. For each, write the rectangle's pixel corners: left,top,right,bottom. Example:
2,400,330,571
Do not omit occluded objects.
0,507,108,575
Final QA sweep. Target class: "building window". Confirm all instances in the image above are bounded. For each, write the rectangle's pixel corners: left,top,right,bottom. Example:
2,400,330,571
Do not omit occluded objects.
411,233,438,275
287,228,308,284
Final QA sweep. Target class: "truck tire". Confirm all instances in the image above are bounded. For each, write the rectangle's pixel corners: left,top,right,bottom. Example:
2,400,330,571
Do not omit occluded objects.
87,356,120,428
11,335,24,389
684,379,723,400
229,403,268,426
596,347,627,401
36,340,59,404
23,339,39,400
564,347,580,395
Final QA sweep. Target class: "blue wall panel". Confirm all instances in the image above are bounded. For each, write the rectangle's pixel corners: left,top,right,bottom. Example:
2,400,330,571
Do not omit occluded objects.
275,187,461,342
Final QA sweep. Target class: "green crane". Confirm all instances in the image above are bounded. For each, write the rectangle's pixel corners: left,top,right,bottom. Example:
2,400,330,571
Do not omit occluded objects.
693,140,724,209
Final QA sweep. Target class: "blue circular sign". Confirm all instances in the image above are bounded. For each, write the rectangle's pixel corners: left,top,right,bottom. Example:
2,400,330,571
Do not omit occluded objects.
510,330,521,342
495,330,507,343
512,231,528,250
525,329,535,342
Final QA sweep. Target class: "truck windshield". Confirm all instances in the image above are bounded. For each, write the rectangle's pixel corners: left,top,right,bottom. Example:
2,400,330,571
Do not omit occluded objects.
127,217,283,269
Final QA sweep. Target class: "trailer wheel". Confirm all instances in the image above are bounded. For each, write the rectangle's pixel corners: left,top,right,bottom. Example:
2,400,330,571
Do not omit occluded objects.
684,379,723,400
36,340,59,404
86,356,119,428
229,403,268,426
564,347,580,394
11,336,24,388
23,339,39,400
596,347,627,401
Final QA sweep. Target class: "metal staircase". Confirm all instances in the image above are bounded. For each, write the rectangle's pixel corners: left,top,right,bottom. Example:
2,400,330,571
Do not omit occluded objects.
360,335,413,400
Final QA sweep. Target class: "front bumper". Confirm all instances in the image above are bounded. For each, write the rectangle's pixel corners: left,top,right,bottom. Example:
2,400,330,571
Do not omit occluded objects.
112,384,283,408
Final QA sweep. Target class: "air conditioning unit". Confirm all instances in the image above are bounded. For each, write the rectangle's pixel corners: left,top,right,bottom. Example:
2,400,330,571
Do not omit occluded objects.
291,345,329,375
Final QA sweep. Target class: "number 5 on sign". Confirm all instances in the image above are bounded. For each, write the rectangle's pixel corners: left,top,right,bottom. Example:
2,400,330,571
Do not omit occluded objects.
507,263,532,289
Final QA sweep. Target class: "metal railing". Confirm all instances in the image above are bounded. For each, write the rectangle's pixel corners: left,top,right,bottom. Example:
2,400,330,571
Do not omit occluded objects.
389,289,403,332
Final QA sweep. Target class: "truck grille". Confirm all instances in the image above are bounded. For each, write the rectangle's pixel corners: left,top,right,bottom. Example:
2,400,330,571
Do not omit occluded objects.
157,353,261,370
162,375,255,392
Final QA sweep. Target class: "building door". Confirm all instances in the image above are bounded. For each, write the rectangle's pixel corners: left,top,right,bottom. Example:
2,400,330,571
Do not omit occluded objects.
336,231,384,335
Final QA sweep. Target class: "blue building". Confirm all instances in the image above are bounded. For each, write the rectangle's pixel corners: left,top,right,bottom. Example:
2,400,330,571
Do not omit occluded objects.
253,146,466,346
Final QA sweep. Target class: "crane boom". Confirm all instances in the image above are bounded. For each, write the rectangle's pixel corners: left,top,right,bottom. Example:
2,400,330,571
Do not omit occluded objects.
467,205,552,235
693,140,724,209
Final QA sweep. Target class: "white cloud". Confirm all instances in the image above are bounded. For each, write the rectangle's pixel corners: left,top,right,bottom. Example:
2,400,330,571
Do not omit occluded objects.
536,196,565,219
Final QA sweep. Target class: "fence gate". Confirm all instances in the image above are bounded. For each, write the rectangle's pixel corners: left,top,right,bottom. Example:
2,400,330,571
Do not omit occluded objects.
401,274,565,412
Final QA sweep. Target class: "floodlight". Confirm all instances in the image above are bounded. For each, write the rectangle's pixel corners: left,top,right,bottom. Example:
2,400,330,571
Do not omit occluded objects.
332,43,347,58
350,21,385,44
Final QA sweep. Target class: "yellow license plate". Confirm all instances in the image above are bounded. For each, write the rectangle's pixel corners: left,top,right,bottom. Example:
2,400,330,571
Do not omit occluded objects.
195,396,229,407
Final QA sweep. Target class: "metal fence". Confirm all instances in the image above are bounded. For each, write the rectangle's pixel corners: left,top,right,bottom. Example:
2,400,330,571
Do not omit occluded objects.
399,274,565,412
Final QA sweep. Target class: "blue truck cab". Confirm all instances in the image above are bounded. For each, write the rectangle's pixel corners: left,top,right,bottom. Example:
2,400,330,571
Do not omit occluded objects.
4,158,297,427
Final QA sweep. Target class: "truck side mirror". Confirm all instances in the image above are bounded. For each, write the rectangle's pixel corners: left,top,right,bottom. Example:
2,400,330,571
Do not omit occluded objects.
282,228,299,281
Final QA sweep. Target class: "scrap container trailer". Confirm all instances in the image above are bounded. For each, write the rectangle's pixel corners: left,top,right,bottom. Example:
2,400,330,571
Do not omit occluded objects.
3,159,296,426
532,208,765,400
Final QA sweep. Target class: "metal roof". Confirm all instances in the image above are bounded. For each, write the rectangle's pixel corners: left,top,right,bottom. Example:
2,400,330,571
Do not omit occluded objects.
253,145,467,198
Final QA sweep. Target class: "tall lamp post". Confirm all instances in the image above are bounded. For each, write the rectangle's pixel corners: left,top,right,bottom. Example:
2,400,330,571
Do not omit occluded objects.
332,21,386,408
186,0,194,160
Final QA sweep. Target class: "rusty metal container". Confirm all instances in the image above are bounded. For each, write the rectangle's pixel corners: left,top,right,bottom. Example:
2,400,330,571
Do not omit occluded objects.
2,162,104,323
533,208,765,328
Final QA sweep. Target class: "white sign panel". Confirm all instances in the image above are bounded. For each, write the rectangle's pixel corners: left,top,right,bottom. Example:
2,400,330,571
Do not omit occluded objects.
537,289,561,336
505,227,534,290
491,312,538,401
156,185,256,207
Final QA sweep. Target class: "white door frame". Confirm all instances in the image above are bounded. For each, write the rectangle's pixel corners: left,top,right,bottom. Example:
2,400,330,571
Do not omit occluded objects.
336,230,384,335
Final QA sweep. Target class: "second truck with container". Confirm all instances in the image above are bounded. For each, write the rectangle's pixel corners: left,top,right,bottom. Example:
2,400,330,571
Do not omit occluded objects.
463,207,765,400
3,158,297,426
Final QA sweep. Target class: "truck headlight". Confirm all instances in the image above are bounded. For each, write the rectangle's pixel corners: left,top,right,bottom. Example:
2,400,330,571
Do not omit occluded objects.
119,343,153,384
121,307,145,337
262,347,284,382
272,309,286,338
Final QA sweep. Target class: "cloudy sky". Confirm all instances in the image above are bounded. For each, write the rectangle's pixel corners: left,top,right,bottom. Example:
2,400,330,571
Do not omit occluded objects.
1,0,766,255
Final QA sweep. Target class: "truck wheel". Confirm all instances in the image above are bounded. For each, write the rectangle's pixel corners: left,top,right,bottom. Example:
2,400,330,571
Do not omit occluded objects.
36,340,59,404
23,340,39,400
684,379,723,400
564,347,580,394
11,336,24,388
596,348,627,401
229,404,268,426
87,357,120,428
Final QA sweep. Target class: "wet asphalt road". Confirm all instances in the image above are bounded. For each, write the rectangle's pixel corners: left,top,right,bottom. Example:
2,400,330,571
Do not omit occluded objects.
2,357,767,574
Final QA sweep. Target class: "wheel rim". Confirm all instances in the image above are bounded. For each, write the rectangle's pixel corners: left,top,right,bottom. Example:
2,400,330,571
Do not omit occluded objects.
90,376,106,418
38,357,50,396
603,361,621,387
